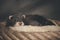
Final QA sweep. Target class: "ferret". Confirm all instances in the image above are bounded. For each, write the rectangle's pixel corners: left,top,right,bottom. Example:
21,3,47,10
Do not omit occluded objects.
6,14,55,27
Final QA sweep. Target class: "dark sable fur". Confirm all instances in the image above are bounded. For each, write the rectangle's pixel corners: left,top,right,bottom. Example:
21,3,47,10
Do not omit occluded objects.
22,15,55,26
6,14,55,27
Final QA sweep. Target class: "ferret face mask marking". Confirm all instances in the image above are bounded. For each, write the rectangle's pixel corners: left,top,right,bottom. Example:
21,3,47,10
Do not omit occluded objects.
6,15,24,27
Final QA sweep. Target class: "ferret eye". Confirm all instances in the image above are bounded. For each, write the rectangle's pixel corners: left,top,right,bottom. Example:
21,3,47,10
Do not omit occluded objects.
11,17,13,20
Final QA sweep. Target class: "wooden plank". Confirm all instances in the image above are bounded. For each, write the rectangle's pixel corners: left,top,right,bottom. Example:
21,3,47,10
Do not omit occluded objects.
40,32,57,40
0,36,4,40
50,32,60,38
13,32,29,40
31,32,49,40
2,32,12,40
4,30,20,40
21,32,39,40
46,32,59,40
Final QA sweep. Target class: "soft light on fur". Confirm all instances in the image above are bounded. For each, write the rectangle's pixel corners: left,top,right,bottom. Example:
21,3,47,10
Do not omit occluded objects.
10,25,60,32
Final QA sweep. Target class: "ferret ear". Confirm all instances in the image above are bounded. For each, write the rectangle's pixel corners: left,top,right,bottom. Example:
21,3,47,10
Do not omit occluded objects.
21,15,26,19
9,15,13,20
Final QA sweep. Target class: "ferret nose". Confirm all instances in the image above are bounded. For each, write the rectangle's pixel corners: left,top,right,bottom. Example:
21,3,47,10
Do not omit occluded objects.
19,22,22,25
18,22,24,26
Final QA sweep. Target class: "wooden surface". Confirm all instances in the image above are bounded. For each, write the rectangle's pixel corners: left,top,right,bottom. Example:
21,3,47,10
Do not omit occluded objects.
0,20,60,40
0,28,60,40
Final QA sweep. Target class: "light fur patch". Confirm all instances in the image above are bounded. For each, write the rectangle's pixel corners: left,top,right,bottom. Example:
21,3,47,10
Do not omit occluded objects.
14,22,24,27
10,25,60,32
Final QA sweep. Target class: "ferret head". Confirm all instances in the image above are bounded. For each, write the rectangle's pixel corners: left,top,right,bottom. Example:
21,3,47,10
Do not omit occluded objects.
6,15,25,27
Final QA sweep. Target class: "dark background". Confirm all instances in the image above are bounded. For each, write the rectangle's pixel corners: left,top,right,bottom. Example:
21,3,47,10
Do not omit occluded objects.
0,0,60,21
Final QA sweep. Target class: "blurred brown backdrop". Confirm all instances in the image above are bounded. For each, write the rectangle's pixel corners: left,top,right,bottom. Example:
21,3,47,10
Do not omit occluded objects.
0,0,60,21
